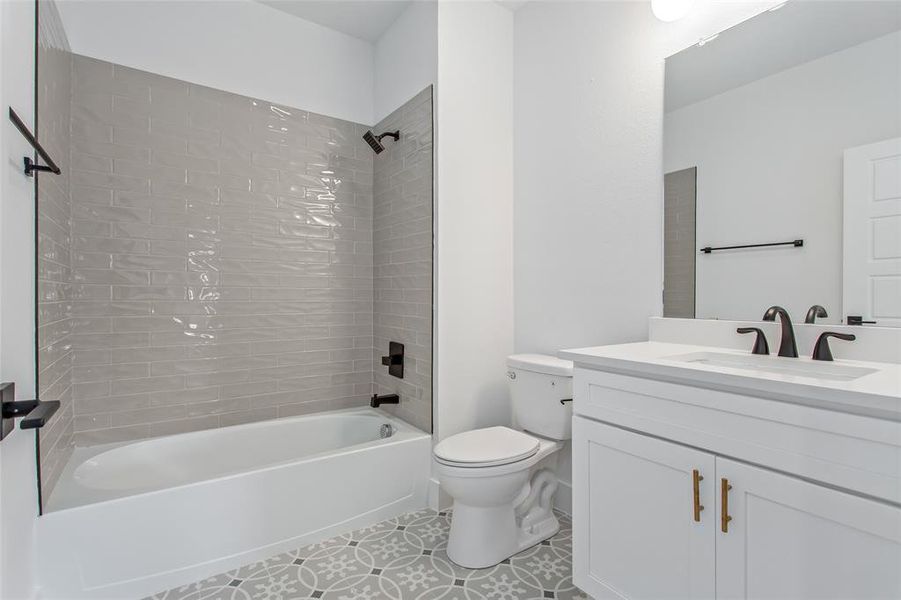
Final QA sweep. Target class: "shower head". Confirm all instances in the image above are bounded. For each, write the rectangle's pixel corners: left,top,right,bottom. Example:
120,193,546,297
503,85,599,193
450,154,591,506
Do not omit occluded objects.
362,130,400,154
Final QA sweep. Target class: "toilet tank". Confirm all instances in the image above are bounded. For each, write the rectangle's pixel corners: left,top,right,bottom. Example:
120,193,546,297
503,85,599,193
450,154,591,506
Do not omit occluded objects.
506,354,573,440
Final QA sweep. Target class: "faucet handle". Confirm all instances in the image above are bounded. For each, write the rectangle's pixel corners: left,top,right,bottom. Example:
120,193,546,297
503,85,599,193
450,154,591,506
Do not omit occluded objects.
737,327,770,355
812,332,856,361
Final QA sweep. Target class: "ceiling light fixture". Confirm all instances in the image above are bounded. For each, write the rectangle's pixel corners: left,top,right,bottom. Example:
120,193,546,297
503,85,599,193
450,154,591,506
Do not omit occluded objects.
652,0,695,22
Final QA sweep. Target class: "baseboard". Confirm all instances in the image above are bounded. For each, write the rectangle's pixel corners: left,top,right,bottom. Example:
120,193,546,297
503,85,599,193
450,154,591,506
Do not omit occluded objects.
427,477,453,512
554,479,572,515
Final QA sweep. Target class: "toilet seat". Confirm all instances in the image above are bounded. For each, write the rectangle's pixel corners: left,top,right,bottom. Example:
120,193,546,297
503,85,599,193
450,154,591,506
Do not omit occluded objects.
433,426,539,468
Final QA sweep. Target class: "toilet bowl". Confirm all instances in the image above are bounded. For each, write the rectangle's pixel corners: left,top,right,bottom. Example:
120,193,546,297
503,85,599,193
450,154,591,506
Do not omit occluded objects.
434,354,573,569
435,427,563,568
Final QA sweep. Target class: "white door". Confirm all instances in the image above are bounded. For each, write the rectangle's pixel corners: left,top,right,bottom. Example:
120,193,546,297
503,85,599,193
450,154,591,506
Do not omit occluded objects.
572,418,716,600
843,138,901,327
716,458,901,600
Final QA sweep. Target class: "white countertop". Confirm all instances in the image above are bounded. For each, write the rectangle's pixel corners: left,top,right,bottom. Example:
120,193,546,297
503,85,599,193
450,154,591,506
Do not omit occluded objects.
560,342,901,421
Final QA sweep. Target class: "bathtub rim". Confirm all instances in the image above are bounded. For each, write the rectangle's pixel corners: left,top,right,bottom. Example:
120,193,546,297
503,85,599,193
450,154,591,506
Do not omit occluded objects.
45,406,429,513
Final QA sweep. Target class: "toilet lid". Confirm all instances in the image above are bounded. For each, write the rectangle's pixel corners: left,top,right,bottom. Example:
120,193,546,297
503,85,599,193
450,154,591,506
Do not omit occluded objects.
433,426,540,467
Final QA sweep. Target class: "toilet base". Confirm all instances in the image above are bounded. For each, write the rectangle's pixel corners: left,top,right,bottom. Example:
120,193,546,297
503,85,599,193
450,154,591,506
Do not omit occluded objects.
446,468,561,569
517,509,560,553
446,504,560,569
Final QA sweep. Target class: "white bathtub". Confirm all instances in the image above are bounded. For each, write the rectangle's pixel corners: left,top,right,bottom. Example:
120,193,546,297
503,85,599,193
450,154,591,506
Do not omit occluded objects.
37,407,431,599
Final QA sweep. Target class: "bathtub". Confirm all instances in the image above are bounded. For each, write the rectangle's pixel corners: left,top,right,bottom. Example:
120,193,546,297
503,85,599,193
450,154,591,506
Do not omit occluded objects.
37,407,431,599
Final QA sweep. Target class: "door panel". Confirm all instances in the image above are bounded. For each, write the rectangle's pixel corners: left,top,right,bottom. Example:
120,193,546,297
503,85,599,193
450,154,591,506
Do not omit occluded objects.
573,418,716,599
843,137,901,327
716,458,901,600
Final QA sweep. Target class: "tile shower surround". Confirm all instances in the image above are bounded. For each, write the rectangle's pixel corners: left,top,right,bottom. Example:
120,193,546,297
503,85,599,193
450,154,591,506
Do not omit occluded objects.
37,0,74,494
372,88,433,433
51,54,433,450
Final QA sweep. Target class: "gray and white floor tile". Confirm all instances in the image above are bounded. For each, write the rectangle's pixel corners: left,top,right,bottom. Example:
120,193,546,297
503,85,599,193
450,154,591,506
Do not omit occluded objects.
146,510,586,600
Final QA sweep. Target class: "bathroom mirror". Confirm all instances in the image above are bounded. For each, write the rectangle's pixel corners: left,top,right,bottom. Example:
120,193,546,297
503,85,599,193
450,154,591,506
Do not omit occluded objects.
663,0,901,326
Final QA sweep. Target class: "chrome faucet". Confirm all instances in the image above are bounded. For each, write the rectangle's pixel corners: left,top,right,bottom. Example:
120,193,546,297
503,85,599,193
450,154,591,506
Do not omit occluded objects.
762,306,798,358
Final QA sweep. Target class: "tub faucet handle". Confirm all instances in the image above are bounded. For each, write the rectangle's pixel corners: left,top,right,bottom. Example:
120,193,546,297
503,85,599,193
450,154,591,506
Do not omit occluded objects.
380,341,404,379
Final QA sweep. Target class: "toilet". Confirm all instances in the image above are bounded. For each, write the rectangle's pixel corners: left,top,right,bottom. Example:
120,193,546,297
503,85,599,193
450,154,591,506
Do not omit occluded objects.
433,353,573,568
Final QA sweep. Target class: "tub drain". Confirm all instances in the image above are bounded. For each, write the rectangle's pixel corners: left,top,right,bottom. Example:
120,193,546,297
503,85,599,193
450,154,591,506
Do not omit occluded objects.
380,423,394,439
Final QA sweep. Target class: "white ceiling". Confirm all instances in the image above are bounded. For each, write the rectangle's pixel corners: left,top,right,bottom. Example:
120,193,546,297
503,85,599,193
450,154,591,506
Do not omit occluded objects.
256,0,413,42
665,1,901,112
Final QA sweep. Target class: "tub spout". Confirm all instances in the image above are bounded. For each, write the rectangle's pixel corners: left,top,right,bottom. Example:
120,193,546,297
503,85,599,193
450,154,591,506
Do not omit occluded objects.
371,393,399,408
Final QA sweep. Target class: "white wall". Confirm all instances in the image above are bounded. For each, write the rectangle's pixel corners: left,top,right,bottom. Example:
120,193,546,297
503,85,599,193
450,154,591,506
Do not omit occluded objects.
512,0,776,355
512,0,776,503
665,31,901,322
56,0,375,124
0,0,40,596
374,1,438,123
434,1,514,441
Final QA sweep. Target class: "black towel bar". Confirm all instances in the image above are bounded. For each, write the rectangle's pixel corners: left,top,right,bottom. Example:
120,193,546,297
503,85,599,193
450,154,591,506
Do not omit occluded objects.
700,239,803,254
8,107,61,176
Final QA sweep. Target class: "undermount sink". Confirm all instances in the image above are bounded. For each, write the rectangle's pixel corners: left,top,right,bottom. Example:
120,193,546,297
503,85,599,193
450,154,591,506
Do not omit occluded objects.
667,351,878,382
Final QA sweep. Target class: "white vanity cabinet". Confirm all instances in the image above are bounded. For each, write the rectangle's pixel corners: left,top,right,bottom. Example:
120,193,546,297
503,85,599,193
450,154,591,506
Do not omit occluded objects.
715,458,901,600
570,367,901,600
572,418,716,599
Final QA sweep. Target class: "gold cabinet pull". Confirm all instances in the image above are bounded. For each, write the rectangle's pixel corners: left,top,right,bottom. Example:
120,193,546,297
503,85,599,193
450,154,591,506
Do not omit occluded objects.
692,469,704,522
721,478,733,533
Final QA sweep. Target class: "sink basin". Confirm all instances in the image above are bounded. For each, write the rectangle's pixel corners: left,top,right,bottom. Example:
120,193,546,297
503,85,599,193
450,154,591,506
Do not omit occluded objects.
666,352,878,382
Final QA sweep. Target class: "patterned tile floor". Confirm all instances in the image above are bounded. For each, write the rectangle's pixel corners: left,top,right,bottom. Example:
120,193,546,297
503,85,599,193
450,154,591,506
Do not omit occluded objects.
147,509,586,600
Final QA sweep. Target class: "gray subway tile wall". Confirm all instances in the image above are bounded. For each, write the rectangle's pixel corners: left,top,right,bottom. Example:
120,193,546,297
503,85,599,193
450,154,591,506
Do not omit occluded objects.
35,50,433,496
57,54,433,449
36,0,74,495
372,88,434,432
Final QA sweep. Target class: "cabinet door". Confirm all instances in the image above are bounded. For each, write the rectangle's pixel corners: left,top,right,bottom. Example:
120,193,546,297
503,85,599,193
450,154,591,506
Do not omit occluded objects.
573,417,716,599
716,458,901,600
